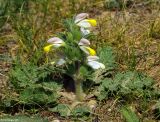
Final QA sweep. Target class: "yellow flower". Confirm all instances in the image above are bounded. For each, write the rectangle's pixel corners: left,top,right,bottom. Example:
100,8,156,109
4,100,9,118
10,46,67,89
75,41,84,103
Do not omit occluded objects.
86,19,97,26
75,13,97,27
43,44,53,53
80,46,96,56
86,47,96,56
76,19,97,28
44,37,65,53
50,61,55,65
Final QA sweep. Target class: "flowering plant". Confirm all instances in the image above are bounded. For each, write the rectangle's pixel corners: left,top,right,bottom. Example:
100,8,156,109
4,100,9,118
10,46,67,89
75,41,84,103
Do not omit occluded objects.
43,13,105,101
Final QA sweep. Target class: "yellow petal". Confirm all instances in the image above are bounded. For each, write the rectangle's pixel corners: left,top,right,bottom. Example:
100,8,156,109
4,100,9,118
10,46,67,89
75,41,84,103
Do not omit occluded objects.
50,61,55,65
86,19,97,26
85,47,96,56
43,44,53,53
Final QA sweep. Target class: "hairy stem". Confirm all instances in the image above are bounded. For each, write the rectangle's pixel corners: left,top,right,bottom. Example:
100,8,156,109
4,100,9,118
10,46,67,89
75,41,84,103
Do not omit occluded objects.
74,61,84,101
75,79,83,101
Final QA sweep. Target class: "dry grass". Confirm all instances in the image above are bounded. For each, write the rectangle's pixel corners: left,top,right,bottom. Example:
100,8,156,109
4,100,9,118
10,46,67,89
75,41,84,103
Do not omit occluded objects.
95,2,160,81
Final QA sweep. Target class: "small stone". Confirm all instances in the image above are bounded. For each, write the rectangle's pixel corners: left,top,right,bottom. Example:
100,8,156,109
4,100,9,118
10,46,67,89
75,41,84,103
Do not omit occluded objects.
108,108,112,112
51,119,60,122
88,100,97,110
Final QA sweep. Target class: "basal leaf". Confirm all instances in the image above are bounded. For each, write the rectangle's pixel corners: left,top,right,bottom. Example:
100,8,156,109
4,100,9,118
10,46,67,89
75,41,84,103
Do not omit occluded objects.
49,104,71,117
97,46,117,70
121,106,140,122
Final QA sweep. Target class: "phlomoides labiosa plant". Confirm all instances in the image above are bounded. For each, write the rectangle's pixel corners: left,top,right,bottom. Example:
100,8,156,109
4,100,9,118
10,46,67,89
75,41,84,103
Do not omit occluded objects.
43,13,105,101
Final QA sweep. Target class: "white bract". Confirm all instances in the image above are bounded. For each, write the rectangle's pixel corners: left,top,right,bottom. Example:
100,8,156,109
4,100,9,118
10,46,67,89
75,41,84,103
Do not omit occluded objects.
78,38,90,46
87,56,99,61
76,20,92,28
50,58,66,66
47,37,65,48
56,58,66,66
80,27,90,36
87,56,105,70
74,13,89,23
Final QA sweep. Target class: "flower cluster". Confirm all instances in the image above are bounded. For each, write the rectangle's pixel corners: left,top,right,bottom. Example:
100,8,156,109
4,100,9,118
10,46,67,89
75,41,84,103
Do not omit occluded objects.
74,13,97,36
78,38,105,69
43,37,65,53
43,13,105,70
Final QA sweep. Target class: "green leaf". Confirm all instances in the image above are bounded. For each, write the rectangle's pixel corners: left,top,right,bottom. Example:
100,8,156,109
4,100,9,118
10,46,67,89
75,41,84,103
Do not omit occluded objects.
41,81,62,91
0,115,48,122
98,46,117,70
79,66,89,79
49,104,71,117
104,0,120,10
97,71,155,100
19,87,59,104
71,106,90,117
121,106,140,122
97,89,108,101
10,63,39,88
